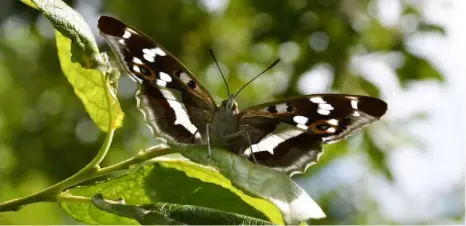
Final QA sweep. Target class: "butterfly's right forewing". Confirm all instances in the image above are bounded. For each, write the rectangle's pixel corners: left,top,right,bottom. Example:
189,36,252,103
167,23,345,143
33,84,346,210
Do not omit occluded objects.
98,16,216,144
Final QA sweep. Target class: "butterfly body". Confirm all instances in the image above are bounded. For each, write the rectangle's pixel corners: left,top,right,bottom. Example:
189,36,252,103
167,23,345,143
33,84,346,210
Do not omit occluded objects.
98,16,387,176
208,96,243,151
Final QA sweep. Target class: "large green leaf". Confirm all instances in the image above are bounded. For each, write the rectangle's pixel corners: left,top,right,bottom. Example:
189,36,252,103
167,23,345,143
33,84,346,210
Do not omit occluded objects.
359,76,381,97
60,155,283,224
181,146,326,224
396,52,444,87
22,0,124,131
91,194,272,225
418,23,446,34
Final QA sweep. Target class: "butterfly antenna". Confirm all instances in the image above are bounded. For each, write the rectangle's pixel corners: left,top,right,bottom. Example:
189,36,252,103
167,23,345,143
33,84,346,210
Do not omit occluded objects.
234,58,280,97
209,49,230,96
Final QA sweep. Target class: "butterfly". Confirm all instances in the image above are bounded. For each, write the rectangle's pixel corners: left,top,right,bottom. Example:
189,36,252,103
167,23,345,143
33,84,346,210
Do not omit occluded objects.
98,16,387,176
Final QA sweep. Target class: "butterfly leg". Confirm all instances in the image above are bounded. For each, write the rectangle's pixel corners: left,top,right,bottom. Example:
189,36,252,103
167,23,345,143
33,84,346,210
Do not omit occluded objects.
206,124,213,157
243,130,258,163
223,130,257,163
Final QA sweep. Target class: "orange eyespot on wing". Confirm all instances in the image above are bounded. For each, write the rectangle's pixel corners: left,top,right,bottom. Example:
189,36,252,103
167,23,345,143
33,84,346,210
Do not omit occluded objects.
308,119,338,134
130,62,157,81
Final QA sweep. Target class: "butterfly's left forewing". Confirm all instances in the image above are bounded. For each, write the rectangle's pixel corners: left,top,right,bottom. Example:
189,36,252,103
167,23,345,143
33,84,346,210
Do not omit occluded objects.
98,16,216,144
237,94,387,175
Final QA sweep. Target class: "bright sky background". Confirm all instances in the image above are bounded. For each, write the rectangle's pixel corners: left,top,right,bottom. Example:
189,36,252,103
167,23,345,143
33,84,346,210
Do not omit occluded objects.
296,0,465,224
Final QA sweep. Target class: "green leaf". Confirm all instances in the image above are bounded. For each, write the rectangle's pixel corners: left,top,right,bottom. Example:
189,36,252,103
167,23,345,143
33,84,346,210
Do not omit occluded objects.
402,4,421,17
92,194,272,225
56,32,124,131
31,0,99,65
418,23,446,34
182,147,326,224
396,52,444,87
60,156,281,224
361,21,398,51
363,131,393,181
23,0,124,131
359,77,381,97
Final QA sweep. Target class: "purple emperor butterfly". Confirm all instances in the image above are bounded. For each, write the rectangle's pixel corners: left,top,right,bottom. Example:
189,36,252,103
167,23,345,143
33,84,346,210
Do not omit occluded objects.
98,16,387,176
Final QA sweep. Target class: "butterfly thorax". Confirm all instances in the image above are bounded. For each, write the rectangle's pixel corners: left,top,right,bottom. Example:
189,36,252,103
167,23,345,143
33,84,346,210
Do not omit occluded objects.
209,96,240,146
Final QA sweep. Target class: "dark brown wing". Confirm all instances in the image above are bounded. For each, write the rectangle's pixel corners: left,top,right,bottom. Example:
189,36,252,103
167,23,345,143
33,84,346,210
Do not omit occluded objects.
237,94,387,176
98,16,216,144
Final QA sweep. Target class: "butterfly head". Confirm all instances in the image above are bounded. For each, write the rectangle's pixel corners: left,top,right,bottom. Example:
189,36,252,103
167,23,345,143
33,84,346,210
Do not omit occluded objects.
220,95,239,114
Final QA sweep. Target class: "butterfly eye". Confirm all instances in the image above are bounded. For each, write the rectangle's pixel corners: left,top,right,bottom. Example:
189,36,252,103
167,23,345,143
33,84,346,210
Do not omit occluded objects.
131,63,156,81
309,119,338,134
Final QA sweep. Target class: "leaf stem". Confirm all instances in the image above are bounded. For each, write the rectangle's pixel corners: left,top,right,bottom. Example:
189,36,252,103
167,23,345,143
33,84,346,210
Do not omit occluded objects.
0,55,122,212
0,142,175,212
95,145,174,177
0,127,115,211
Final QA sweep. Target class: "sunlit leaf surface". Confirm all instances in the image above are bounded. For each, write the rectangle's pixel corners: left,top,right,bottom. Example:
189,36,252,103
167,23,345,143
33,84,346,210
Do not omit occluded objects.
60,155,282,224
56,32,123,131
24,0,124,131
181,146,326,224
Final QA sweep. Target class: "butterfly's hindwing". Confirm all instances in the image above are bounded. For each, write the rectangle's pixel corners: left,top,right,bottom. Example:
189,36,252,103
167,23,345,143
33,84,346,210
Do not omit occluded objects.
98,16,215,144
238,94,387,175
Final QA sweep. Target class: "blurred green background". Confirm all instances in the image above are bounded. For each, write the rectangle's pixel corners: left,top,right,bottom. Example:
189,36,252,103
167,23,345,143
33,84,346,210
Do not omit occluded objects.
0,0,464,224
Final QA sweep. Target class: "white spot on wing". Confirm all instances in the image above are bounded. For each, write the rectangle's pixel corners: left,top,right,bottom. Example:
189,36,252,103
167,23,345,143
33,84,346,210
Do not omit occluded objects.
132,65,140,73
327,119,339,125
351,99,358,109
156,80,167,87
293,116,309,125
123,30,131,39
143,48,156,57
143,48,157,62
310,96,325,104
318,103,334,110
159,72,172,82
154,47,166,56
143,47,166,59
118,39,125,45
353,111,360,116
133,57,143,64
143,54,155,62
317,109,330,115
326,127,336,133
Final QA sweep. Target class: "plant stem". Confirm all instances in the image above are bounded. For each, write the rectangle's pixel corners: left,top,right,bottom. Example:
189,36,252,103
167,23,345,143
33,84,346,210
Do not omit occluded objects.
0,143,175,212
0,127,115,211
95,144,174,176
